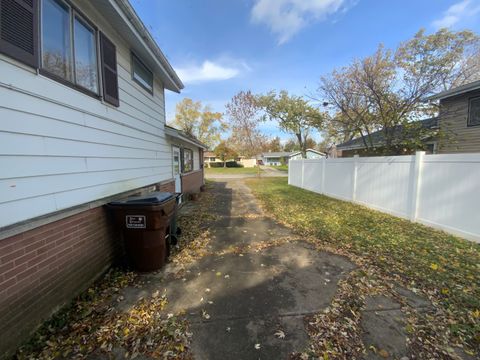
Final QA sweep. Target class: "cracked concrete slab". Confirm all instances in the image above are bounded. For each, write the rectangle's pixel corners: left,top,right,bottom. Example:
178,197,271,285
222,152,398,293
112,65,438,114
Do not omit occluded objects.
114,180,356,359
112,179,441,360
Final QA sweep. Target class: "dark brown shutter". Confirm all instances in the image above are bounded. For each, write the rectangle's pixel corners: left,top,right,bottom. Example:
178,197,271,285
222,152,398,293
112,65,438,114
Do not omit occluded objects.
0,0,38,67
99,32,119,107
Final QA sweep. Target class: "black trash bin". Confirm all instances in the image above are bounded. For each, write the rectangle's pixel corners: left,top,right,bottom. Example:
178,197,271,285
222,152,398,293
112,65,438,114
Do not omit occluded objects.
108,192,177,271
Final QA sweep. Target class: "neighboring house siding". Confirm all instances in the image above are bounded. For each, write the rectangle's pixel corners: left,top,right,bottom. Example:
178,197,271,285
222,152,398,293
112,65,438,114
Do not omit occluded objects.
0,2,172,229
438,90,480,153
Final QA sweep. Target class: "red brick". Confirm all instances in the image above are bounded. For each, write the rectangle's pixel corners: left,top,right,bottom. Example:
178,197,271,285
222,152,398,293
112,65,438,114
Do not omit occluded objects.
13,251,37,267
1,248,25,265
0,182,160,356
0,276,17,293
181,171,204,194
16,265,38,282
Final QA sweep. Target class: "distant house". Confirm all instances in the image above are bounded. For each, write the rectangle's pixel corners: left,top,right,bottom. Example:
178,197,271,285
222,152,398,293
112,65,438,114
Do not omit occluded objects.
427,80,480,153
260,149,325,165
336,118,439,157
203,151,221,166
336,81,480,157
290,149,325,160
165,126,207,196
0,0,202,355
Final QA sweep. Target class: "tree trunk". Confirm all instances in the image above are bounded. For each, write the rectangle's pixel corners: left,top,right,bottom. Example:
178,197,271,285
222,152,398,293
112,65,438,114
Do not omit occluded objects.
296,133,306,159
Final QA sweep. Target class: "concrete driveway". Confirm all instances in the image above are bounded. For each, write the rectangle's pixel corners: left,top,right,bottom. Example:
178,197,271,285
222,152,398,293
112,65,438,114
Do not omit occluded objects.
111,179,434,359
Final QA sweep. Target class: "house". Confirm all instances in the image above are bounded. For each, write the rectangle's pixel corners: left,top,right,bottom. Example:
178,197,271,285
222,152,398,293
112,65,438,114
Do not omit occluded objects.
336,80,480,157
165,125,207,197
427,80,480,153
290,149,325,160
336,118,439,157
0,0,202,355
204,151,220,165
260,149,325,165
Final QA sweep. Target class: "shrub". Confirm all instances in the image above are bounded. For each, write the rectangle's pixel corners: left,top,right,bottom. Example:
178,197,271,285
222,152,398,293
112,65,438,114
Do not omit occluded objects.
226,161,243,168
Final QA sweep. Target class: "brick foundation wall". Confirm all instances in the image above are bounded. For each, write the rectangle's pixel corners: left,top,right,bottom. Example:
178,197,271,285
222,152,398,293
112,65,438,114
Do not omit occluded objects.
181,170,204,194
0,180,175,357
156,181,175,193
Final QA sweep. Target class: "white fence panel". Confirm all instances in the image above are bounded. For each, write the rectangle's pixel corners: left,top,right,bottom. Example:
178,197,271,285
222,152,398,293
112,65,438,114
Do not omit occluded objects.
288,160,303,187
324,158,355,201
289,152,480,243
417,154,480,240
303,160,324,193
355,156,414,218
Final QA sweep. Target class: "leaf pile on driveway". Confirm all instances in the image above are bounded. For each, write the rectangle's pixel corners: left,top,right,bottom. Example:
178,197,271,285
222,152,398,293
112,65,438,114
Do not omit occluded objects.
16,188,218,360
247,177,480,358
170,185,218,268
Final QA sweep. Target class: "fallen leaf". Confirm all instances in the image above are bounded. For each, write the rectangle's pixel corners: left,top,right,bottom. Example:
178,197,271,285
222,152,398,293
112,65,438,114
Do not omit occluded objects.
274,330,286,339
202,310,210,320
378,349,389,358
254,344,261,350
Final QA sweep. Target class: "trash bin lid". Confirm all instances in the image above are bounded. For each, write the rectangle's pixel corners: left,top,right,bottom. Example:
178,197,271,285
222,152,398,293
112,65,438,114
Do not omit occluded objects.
109,192,174,206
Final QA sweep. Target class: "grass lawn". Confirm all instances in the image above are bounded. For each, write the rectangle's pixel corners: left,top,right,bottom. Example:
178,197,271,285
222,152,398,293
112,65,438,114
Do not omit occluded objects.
271,165,288,171
205,166,262,175
247,177,480,353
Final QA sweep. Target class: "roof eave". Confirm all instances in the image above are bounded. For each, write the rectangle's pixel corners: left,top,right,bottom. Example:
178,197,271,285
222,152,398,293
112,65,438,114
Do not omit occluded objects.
165,126,207,150
426,81,480,102
111,0,184,93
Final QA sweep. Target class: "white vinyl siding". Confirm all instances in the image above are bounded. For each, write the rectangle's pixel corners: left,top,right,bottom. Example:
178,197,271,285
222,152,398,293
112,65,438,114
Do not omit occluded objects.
0,0,171,228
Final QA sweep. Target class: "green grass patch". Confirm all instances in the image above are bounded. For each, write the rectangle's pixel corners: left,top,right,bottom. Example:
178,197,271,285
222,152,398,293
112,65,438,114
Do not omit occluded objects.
246,177,480,349
271,165,288,171
205,167,262,174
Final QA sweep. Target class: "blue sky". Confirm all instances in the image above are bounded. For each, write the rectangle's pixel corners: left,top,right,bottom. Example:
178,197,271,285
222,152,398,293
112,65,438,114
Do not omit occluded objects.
131,0,480,142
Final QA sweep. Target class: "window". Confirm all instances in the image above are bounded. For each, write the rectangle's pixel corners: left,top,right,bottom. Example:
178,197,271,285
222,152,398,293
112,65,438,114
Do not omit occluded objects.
132,53,153,93
40,0,99,94
74,16,98,93
468,97,480,127
183,148,193,173
41,0,72,81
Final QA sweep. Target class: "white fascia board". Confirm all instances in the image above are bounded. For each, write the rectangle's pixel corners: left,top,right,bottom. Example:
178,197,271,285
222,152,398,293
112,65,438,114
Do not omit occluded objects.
108,0,183,93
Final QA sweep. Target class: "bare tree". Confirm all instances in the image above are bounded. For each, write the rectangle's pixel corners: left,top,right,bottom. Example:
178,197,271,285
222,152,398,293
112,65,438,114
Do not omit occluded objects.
225,91,267,157
318,28,480,154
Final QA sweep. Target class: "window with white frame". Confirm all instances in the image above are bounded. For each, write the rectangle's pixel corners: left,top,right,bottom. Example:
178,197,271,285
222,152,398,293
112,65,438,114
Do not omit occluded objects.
183,148,193,173
132,52,153,94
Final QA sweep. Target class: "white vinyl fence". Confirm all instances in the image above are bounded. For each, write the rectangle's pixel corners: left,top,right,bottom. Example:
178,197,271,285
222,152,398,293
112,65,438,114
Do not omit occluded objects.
289,152,480,243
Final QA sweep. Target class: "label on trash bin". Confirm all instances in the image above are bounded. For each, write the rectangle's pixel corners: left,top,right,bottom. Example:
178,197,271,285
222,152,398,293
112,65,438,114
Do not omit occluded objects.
126,215,146,229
